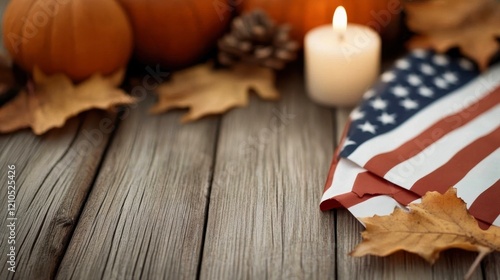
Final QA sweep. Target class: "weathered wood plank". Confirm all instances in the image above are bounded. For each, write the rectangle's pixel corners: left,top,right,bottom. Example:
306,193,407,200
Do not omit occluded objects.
483,252,500,280
334,109,484,280
200,65,336,279
0,112,115,279
57,97,218,279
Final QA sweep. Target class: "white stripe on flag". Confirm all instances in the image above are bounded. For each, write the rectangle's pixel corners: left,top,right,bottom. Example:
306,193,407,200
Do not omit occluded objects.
348,64,500,166
384,106,500,187
493,215,500,227
348,195,405,220
347,193,500,227
454,149,500,208
321,158,363,203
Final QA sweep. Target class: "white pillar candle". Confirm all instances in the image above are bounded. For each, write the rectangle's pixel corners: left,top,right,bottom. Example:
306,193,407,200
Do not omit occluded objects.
305,6,381,107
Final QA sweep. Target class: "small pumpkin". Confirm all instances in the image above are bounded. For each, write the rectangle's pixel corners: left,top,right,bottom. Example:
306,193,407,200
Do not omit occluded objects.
2,0,133,81
118,0,231,69
240,0,402,43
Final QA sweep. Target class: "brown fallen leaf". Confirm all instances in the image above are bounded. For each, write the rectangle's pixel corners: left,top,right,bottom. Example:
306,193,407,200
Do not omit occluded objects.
150,63,279,122
0,68,135,135
404,0,500,70
351,188,500,279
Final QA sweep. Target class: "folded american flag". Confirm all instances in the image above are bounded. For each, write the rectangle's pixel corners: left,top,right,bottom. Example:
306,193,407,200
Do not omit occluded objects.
320,49,500,228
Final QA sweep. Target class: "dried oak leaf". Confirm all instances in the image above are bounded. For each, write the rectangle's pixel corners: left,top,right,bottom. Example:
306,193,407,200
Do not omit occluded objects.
351,188,500,279
405,0,500,70
0,68,135,135
150,63,279,122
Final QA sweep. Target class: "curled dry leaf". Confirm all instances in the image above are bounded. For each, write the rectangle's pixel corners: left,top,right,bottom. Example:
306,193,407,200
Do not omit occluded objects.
351,188,500,279
150,63,279,122
0,68,135,135
404,0,500,70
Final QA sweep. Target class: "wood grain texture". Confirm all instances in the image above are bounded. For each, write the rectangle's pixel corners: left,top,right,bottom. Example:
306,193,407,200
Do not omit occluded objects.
0,112,115,279
200,66,336,279
57,97,218,279
334,109,487,280
483,252,500,280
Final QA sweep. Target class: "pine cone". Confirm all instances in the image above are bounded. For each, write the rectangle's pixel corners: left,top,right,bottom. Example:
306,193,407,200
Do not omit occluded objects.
218,10,299,70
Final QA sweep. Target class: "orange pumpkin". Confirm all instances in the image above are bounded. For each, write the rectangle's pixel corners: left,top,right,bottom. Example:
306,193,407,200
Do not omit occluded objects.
240,0,402,43
2,0,133,82
118,0,231,69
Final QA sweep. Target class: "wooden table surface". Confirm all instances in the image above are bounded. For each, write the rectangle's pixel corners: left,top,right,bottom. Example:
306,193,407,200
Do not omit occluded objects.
0,64,499,280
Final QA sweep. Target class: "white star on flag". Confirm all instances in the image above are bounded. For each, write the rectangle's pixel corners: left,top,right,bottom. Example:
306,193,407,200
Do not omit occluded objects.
420,63,436,75
396,59,411,69
381,71,396,83
433,54,449,66
434,77,448,89
443,72,459,83
370,98,388,110
412,49,427,58
350,108,365,121
342,138,356,150
391,85,409,98
459,58,474,70
400,98,419,110
357,121,377,134
418,86,434,97
363,89,376,100
377,112,396,125
407,74,422,86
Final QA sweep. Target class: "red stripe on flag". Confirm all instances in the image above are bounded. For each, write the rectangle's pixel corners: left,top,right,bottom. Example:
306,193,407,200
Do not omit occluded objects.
320,171,420,210
364,88,500,176
411,126,500,195
468,180,500,227
321,192,376,210
352,172,420,206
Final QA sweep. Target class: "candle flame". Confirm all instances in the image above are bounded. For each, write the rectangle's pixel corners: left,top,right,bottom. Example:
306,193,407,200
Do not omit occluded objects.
333,6,347,33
